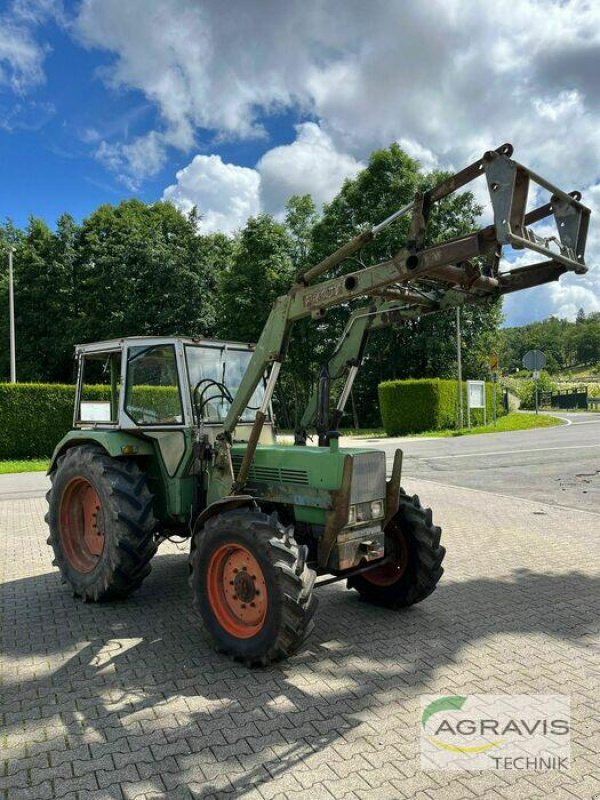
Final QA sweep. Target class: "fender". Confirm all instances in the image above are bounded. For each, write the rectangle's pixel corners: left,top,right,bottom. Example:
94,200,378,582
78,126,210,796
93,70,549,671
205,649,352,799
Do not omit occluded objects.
192,494,257,536
48,430,155,473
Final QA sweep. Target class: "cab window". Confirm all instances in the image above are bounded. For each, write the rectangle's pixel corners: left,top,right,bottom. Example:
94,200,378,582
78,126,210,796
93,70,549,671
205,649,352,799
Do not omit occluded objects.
77,352,120,424
125,344,183,425
185,345,264,423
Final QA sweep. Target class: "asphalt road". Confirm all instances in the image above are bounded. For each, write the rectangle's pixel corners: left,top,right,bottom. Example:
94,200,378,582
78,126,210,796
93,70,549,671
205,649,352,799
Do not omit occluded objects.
342,411,600,515
1,412,598,512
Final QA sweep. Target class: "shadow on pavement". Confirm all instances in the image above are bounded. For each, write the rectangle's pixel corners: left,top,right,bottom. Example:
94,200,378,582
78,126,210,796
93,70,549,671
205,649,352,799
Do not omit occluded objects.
1,550,598,798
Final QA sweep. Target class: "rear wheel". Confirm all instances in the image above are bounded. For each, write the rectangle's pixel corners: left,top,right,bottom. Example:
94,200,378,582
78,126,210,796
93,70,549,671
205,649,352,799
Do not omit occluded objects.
348,490,445,608
190,508,317,666
46,445,157,601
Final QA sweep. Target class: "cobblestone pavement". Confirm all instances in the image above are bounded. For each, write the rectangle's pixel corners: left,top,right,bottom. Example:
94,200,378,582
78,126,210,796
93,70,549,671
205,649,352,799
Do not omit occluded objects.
1,480,599,800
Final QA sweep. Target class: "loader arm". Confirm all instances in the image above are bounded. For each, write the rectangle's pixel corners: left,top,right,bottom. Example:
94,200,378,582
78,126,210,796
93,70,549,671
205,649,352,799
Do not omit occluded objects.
222,143,591,492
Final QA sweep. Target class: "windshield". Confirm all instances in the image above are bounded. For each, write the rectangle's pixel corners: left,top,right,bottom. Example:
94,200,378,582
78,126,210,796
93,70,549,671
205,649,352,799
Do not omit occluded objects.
185,344,265,423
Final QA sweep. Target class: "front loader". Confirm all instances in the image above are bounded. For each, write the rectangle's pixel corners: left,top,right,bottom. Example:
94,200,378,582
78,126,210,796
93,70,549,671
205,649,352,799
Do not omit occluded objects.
46,144,591,665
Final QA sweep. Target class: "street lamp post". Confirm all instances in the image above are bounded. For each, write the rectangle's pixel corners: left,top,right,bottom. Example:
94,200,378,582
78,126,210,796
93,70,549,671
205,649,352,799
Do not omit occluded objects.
8,247,16,383
456,306,463,429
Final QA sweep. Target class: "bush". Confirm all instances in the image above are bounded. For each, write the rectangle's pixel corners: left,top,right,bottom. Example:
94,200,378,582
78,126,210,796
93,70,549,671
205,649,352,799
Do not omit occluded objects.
503,371,555,409
0,384,93,459
0,383,187,459
378,378,503,436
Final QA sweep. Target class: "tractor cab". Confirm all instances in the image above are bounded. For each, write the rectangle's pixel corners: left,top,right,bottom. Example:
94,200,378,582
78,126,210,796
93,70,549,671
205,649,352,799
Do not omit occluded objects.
73,336,271,443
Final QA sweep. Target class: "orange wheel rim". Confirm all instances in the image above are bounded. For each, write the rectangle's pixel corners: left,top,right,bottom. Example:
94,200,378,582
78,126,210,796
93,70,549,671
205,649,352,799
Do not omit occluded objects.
363,530,408,587
207,544,267,638
59,477,104,573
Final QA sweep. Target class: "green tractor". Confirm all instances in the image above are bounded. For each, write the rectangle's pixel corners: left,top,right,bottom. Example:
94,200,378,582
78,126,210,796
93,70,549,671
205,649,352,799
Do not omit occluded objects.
46,145,590,664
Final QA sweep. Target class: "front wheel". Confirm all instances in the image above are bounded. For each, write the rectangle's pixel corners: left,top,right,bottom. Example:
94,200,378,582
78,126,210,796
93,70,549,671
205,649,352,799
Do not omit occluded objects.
348,490,445,608
190,508,317,666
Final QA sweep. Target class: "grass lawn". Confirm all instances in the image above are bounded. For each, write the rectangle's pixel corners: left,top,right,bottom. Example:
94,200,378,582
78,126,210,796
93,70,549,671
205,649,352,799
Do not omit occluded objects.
0,459,49,474
445,411,562,437
336,412,563,439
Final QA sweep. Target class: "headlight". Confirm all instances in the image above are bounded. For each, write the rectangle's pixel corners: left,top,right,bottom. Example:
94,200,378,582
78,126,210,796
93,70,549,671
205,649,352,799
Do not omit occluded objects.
347,501,384,525
370,500,384,519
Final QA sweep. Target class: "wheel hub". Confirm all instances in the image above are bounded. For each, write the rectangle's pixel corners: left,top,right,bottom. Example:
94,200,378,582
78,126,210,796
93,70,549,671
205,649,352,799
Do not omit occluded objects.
59,477,105,573
233,570,257,603
363,526,408,587
207,544,267,638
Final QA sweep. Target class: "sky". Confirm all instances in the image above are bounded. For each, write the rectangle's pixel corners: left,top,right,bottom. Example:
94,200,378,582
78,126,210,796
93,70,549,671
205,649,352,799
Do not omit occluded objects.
1,0,599,327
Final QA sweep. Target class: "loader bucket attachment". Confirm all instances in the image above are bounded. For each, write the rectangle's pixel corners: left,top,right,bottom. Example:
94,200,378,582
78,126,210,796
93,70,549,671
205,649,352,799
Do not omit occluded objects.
223,142,592,448
483,149,589,274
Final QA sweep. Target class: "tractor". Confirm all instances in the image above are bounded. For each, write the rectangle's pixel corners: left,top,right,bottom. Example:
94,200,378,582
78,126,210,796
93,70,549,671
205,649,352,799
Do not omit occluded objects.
46,144,591,665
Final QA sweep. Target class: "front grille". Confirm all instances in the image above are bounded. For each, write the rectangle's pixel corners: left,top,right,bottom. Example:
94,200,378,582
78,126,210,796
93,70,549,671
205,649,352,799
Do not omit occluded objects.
350,451,386,504
280,468,309,485
231,455,309,485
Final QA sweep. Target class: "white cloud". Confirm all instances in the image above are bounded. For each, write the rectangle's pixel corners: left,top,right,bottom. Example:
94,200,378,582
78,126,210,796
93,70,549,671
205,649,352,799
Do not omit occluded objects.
74,0,600,322
0,1,52,92
257,123,363,214
0,1,63,92
96,131,168,190
162,154,260,234
162,122,362,231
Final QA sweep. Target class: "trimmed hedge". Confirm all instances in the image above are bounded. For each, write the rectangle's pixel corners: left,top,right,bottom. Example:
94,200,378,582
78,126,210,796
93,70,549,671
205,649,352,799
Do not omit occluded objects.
378,378,503,436
0,383,181,459
0,384,99,459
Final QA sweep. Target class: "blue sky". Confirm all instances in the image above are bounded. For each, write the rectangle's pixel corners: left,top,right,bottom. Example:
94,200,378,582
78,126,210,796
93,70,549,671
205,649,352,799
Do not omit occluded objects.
1,0,599,326
0,1,304,227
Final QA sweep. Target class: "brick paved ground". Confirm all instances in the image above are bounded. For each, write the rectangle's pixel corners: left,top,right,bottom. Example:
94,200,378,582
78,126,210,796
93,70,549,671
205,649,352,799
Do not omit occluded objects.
1,480,599,800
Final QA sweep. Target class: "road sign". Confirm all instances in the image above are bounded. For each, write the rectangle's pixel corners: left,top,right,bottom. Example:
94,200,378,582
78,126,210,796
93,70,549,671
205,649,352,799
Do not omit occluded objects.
522,349,546,372
489,352,499,371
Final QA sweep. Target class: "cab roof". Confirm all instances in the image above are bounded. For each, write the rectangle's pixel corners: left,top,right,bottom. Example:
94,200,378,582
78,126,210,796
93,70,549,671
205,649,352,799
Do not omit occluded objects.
75,335,255,356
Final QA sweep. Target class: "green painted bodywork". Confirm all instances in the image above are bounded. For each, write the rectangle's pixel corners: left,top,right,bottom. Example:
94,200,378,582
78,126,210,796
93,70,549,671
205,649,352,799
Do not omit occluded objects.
50,430,366,530
50,430,156,463
229,443,360,525
50,429,196,524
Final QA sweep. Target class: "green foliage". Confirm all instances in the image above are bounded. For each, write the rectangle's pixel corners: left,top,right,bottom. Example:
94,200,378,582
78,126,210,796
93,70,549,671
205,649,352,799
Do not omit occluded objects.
0,459,49,474
0,202,233,382
217,215,294,343
499,310,600,375
75,200,224,343
378,378,503,435
379,379,456,435
503,371,556,409
0,384,87,459
0,383,184,458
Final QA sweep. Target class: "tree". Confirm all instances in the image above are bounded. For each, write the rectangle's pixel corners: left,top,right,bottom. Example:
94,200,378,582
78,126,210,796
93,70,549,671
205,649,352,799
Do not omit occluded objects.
0,216,77,382
217,215,294,343
74,200,223,344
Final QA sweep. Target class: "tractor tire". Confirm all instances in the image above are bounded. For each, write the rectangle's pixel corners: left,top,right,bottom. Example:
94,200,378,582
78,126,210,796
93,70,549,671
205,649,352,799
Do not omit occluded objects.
46,444,157,601
190,508,318,666
348,489,445,608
